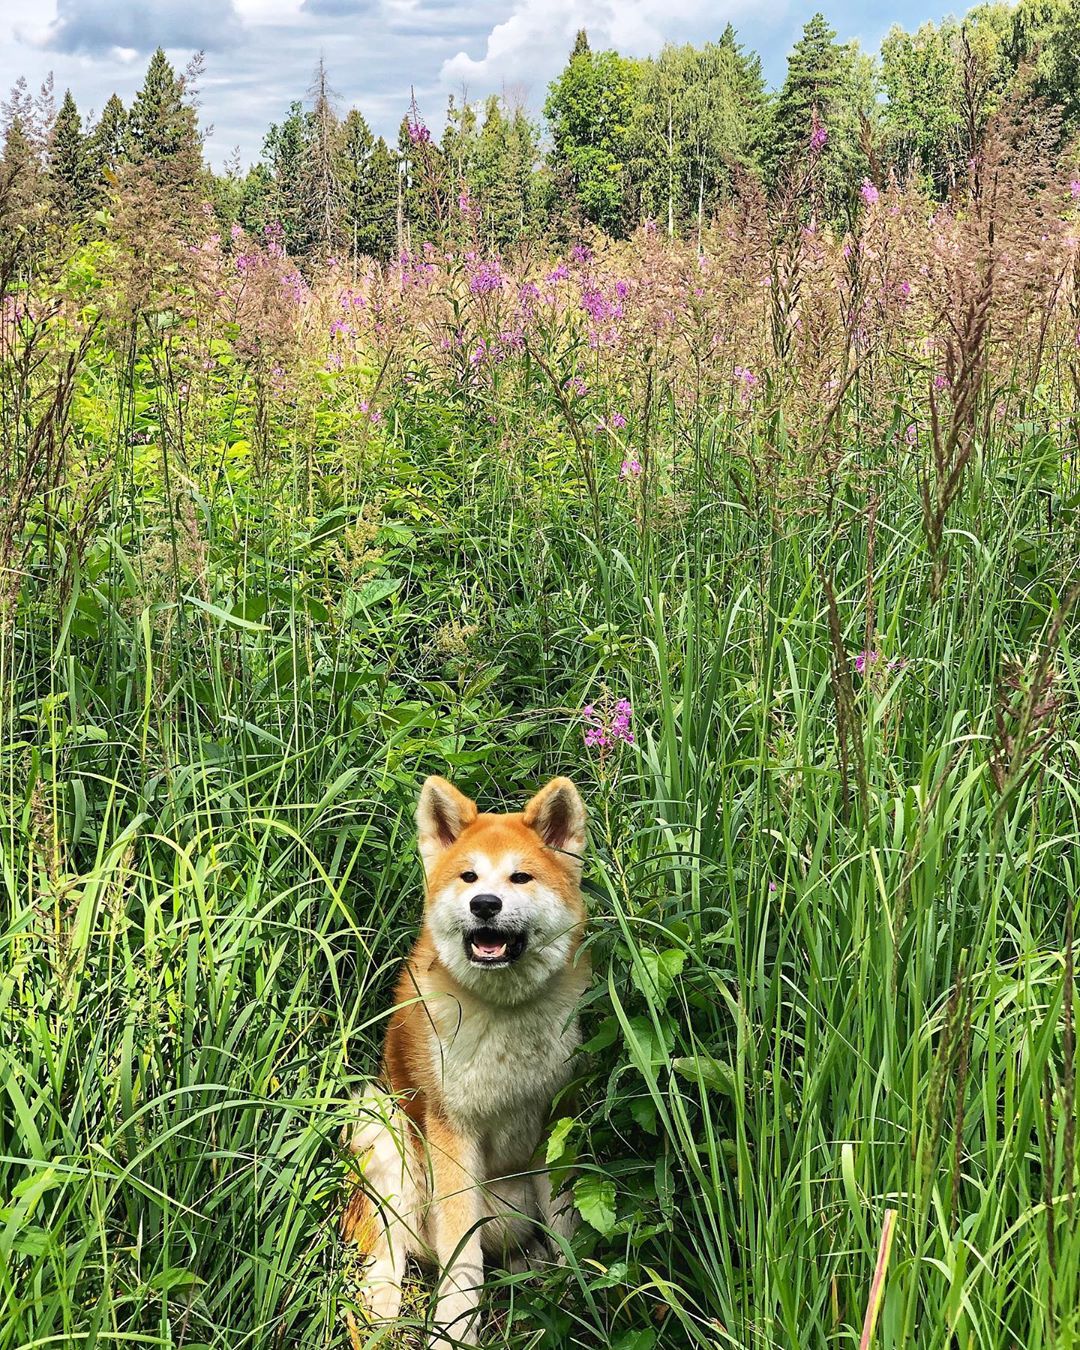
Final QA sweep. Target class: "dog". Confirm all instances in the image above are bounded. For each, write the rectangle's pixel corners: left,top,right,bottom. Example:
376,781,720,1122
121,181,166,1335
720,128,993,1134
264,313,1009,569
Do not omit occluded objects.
340,774,589,1346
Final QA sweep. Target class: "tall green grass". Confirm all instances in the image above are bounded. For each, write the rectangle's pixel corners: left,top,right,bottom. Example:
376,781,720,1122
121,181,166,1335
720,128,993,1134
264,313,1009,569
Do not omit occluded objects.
2,225,1079,1350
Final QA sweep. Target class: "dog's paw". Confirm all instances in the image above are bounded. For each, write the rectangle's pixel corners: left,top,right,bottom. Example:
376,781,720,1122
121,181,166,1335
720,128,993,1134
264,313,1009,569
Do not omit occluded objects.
431,1284,482,1348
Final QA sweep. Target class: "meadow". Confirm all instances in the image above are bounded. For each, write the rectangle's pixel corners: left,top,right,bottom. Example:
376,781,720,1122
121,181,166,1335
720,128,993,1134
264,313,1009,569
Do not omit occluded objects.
2,121,1080,1350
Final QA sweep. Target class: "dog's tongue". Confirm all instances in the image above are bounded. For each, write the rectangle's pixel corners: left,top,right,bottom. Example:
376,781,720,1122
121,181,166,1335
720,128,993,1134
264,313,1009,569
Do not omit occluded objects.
472,939,507,960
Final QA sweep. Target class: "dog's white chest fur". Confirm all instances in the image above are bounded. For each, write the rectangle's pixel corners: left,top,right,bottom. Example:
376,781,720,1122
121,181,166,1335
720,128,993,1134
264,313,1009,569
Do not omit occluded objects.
431,992,579,1159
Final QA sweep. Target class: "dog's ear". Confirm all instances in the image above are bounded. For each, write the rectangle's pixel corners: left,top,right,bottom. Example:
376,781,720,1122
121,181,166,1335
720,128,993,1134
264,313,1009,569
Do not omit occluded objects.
523,777,586,857
417,776,478,874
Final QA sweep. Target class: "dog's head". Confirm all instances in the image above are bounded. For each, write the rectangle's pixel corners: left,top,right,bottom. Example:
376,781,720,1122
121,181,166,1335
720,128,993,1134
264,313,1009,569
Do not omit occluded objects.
417,775,587,1002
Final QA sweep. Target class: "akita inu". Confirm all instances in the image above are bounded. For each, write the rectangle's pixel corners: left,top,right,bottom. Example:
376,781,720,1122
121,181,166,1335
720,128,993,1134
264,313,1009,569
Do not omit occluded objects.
340,775,589,1346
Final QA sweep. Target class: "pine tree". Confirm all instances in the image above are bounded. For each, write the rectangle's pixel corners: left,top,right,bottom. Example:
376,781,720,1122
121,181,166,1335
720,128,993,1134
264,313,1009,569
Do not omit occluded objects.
48,89,88,220
126,48,201,191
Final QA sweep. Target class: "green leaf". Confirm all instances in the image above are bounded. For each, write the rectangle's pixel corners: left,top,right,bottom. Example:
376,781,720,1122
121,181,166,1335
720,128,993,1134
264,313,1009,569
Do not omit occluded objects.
546,1116,576,1165
573,1175,617,1236
672,1054,739,1098
631,947,686,1004
613,1332,655,1350
184,595,268,632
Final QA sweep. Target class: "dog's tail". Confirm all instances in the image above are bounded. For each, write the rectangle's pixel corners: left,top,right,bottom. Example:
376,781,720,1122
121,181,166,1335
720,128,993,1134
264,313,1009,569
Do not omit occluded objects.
339,1085,420,1250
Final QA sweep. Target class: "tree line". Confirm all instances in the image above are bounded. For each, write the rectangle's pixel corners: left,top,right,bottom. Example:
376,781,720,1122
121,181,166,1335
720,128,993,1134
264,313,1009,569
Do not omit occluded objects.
4,0,1080,258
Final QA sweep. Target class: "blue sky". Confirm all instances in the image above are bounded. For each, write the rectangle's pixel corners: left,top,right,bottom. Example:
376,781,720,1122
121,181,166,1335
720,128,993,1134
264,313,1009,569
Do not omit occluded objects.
2,0,970,168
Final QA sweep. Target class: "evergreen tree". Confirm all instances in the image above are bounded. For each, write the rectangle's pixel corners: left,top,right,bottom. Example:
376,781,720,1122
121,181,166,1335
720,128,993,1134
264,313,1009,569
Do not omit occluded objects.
126,48,202,191
338,109,397,260
0,117,39,225
765,13,870,216
397,105,445,248
470,97,541,247
47,89,88,220
544,30,642,236
87,95,127,172
264,101,314,252
442,94,479,193
303,59,345,256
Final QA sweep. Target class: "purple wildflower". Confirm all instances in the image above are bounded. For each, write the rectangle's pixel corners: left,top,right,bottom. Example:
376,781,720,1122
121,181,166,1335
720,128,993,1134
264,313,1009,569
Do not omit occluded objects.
854,650,879,675
469,259,503,295
810,123,828,153
620,457,643,480
583,698,634,750
860,179,880,206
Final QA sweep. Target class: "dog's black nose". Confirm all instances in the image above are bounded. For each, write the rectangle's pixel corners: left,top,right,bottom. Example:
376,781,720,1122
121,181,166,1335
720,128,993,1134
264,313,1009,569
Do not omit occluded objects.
469,894,502,921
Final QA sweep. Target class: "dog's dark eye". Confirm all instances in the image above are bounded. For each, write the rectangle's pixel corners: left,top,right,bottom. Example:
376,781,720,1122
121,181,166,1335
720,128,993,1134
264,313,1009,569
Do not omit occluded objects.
510,871,532,885
460,870,478,884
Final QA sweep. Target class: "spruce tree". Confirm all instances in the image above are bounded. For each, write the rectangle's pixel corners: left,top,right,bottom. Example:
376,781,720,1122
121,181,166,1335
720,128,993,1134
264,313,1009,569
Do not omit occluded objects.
303,59,344,256
265,101,313,253
126,48,201,191
765,13,869,215
48,89,88,220
338,108,398,259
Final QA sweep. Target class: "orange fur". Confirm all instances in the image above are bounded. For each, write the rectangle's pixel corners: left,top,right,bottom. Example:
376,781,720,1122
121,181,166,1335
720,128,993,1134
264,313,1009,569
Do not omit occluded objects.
341,777,589,1345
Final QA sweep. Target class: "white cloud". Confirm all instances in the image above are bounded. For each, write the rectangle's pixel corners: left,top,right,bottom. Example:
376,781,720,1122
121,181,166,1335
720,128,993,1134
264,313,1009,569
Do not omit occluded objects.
439,0,759,91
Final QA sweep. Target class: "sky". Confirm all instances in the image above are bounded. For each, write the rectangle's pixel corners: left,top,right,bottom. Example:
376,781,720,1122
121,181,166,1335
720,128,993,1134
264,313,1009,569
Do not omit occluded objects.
1,0,964,168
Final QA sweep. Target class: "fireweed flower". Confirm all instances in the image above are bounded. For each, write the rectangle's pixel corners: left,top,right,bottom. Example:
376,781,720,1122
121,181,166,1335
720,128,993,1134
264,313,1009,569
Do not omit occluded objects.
904,423,918,445
407,118,431,145
732,365,759,405
582,698,634,749
609,411,627,429
468,260,503,294
1069,180,1080,199
810,123,828,153
620,457,643,479
860,179,880,206
855,650,906,676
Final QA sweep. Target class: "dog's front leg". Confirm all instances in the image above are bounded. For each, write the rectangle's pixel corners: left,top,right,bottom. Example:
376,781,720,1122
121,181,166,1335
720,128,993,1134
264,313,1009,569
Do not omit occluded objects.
427,1115,485,1346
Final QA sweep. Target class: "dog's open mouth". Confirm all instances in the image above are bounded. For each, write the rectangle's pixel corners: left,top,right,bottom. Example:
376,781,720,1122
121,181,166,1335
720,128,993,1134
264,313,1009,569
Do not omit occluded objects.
465,928,527,966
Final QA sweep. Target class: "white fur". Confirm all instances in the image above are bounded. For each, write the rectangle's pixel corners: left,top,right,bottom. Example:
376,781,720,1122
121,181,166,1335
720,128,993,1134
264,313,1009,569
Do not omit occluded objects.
427,850,578,1004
